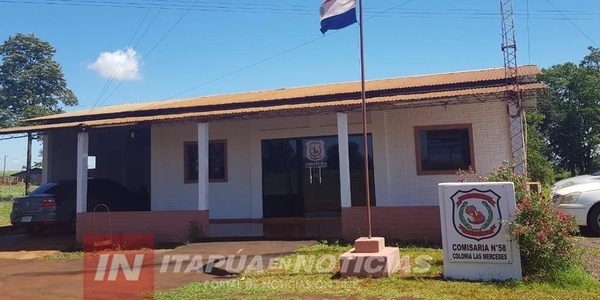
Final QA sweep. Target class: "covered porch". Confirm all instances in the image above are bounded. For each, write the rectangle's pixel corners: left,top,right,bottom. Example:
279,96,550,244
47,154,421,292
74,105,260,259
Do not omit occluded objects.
45,111,387,243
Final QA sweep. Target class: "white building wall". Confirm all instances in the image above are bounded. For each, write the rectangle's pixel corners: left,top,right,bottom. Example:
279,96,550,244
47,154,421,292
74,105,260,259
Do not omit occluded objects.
150,112,386,219
150,102,511,218
384,101,511,206
151,122,252,217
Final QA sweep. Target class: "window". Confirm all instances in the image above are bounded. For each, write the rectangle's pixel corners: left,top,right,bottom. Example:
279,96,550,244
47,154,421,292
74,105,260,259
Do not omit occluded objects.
414,124,474,175
184,140,227,183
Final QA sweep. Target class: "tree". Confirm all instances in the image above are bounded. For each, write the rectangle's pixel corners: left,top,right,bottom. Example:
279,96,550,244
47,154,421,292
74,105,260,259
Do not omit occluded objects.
538,47,600,176
525,111,554,185
0,33,77,127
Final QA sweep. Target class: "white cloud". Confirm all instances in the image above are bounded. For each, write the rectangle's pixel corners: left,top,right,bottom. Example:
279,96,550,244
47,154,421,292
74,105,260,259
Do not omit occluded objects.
87,48,142,81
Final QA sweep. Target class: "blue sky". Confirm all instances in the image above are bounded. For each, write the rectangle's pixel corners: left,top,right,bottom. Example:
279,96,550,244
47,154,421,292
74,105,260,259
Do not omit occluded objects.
0,0,599,172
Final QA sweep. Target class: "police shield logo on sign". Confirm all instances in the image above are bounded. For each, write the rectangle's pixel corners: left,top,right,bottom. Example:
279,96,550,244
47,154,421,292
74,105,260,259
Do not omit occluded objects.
450,189,502,241
306,140,326,162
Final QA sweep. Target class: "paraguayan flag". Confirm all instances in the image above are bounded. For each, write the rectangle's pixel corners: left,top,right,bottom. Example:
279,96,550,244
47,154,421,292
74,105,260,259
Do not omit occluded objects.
320,0,358,34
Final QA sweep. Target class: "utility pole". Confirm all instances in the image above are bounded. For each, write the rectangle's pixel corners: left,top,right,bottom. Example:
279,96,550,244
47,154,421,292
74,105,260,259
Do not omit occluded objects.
25,133,32,195
2,155,6,185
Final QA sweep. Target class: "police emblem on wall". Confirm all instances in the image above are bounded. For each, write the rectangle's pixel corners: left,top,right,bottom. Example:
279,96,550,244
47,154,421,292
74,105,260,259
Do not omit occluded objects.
305,140,327,168
306,140,326,162
450,189,502,241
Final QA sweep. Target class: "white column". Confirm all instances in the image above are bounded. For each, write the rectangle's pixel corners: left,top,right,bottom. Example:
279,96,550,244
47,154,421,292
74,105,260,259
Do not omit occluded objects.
198,123,209,211
250,120,263,219
76,131,89,213
337,113,352,208
41,133,51,184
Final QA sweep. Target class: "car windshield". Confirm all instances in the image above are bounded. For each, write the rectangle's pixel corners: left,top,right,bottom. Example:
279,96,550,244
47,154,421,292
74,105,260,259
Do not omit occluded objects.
28,183,60,195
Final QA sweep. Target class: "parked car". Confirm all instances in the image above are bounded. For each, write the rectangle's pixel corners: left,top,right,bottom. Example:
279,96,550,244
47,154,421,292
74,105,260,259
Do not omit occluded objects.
553,181,600,236
551,170,600,194
10,178,149,234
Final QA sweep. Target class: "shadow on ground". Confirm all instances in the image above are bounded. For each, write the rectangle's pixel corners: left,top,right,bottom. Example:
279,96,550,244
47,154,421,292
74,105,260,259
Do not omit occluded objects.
0,228,75,259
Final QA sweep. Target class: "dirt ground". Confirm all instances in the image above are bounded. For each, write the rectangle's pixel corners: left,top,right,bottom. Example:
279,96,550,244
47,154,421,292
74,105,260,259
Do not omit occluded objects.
0,230,75,259
0,234,315,299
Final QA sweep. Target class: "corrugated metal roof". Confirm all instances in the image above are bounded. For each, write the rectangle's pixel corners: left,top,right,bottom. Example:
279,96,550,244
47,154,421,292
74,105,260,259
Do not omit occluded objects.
0,82,545,134
27,65,541,122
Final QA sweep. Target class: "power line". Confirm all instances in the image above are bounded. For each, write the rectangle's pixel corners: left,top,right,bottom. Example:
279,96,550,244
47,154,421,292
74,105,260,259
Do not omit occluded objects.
95,0,200,107
160,36,326,101
0,134,28,141
544,0,599,47
3,0,600,20
90,0,166,111
153,0,419,102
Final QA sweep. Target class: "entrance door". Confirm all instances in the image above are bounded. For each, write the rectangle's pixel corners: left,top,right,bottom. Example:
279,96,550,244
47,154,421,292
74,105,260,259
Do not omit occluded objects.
261,134,375,218
302,137,341,217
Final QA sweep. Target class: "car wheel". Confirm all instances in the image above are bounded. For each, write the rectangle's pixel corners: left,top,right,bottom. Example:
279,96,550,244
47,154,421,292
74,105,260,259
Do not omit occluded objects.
588,205,600,236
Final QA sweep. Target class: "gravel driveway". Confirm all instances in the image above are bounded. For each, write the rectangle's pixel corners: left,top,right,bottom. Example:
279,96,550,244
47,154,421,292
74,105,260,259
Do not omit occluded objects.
576,228,600,280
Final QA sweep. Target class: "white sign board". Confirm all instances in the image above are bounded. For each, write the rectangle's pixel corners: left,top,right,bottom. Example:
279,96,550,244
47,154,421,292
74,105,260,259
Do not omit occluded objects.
438,182,522,281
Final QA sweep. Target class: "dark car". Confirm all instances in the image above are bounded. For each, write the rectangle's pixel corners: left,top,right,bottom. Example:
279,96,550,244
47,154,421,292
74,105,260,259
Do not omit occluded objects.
10,178,149,233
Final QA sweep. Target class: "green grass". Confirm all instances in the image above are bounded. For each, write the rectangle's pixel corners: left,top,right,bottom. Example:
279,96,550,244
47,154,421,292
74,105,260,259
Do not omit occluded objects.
582,247,600,256
0,185,28,202
39,251,84,260
0,200,12,227
0,185,37,227
155,241,600,300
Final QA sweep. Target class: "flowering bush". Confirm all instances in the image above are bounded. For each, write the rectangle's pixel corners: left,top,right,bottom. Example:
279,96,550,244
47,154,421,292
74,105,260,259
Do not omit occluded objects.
510,196,579,275
458,161,580,276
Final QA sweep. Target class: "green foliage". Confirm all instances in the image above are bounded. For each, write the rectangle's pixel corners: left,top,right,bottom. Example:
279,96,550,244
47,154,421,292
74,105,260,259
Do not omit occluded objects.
458,161,529,201
509,196,580,276
0,33,77,127
554,170,572,182
538,46,600,175
525,112,555,185
459,161,581,277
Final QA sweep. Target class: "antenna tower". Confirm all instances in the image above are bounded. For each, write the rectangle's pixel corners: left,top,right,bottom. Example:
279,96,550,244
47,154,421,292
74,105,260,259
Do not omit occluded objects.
500,0,526,173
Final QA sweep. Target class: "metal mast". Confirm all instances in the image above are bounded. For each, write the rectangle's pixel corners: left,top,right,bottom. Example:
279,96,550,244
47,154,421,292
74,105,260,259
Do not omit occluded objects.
358,0,372,238
500,0,526,173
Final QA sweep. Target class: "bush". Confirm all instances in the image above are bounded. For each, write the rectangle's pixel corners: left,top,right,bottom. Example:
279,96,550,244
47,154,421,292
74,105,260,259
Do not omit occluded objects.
458,161,581,276
509,195,580,275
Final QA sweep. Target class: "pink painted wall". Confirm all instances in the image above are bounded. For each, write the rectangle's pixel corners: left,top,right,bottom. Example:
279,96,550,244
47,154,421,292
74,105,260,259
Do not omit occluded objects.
76,210,209,244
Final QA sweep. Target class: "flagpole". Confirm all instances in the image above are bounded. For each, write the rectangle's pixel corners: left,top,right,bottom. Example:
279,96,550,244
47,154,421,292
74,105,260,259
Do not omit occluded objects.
358,0,372,239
